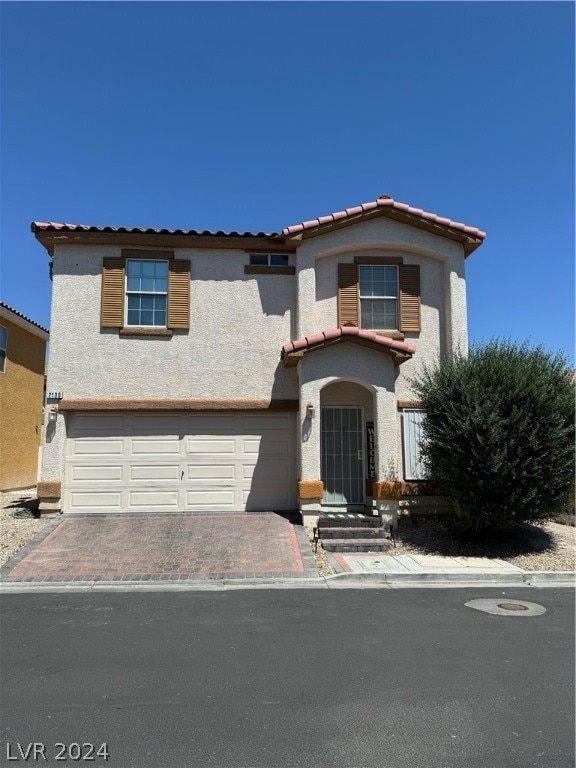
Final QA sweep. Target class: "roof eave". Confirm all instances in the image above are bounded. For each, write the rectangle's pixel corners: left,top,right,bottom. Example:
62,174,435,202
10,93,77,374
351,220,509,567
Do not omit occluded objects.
284,207,485,256
31,226,289,256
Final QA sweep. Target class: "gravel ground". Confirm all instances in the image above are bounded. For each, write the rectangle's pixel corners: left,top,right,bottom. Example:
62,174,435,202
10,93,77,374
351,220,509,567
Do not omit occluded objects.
0,490,57,567
389,514,576,572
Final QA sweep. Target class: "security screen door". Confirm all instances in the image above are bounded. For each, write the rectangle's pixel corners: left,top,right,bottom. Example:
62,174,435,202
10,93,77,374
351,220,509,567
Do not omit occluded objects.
321,407,364,504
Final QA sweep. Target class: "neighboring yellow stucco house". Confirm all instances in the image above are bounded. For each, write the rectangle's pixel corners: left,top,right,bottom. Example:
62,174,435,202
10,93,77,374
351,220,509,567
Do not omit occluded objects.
0,302,49,491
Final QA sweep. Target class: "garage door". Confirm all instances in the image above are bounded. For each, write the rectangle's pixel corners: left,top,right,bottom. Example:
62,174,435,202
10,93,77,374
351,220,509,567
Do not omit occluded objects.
64,412,297,513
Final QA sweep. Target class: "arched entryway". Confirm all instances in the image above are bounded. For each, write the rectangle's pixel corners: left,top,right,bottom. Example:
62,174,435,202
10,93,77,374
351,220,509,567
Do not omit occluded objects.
320,380,375,508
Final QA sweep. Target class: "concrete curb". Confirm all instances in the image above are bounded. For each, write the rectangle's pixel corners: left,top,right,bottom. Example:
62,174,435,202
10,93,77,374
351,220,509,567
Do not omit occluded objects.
0,572,574,593
325,570,575,588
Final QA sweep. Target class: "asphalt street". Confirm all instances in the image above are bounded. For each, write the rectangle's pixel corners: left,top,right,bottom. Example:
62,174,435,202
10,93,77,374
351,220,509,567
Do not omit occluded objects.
1,588,574,768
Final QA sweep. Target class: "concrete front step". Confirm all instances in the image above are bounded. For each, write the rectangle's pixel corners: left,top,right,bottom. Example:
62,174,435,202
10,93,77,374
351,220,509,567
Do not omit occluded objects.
321,539,393,553
318,514,381,529
320,527,390,540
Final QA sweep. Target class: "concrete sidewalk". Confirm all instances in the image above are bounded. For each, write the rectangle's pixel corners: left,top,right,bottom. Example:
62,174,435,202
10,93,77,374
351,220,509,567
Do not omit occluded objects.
324,551,574,588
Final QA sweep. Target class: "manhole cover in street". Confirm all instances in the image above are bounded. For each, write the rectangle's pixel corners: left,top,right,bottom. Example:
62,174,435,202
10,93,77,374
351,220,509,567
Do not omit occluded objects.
465,599,546,617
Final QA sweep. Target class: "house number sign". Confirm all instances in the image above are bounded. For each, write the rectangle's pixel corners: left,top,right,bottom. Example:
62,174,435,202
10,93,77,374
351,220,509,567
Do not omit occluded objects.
366,422,376,479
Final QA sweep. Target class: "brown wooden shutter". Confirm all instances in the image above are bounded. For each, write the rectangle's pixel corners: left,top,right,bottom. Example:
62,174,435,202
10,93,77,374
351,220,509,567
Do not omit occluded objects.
167,259,190,330
399,264,421,332
338,263,359,326
100,258,125,328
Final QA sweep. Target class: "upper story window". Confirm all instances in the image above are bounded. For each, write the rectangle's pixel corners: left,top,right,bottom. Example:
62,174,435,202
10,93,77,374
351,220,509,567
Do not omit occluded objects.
359,265,398,330
126,260,169,327
249,253,289,267
0,325,6,373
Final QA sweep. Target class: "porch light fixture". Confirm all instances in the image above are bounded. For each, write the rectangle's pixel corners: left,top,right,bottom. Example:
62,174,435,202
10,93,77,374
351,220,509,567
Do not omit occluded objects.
48,406,58,422
306,403,315,419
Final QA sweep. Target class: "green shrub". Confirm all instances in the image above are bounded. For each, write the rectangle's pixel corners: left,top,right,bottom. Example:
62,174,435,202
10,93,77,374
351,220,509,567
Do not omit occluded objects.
411,340,575,535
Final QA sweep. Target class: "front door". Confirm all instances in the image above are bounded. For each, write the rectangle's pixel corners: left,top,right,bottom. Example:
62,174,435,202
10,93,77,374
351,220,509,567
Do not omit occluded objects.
321,406,364,504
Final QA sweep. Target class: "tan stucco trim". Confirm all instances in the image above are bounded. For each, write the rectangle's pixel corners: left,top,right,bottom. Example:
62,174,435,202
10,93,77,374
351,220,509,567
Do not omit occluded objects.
372,481,403,500
397,400,422,409
37,480,61,499
298,480,324,500
58,398,300,412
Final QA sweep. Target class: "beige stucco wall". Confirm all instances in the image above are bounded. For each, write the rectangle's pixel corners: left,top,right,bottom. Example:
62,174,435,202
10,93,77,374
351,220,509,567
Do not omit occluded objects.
0,316,47,490
41,214,470,500
46,245,297,401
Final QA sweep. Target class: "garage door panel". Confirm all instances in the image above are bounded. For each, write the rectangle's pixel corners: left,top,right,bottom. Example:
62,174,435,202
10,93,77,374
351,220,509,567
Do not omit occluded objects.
243,437,291,456
243,414,291,431
70,465,123,481
131,437,180,455
242,486,292,508
130,465,180,481
186,490,236,508
69,492,122,509
70,439,124,456
129,491,179,508
70,414,127,434
186,465,236,481
242,460,291,482
131,415,182,432
186,438,236,455
187,415,235,431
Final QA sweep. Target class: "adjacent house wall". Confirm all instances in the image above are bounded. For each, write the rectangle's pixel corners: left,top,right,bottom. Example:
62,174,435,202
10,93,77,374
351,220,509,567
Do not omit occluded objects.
0,317,47,490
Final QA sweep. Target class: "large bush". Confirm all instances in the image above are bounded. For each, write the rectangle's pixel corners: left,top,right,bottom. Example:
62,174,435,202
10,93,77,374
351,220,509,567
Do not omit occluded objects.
411,341,575,533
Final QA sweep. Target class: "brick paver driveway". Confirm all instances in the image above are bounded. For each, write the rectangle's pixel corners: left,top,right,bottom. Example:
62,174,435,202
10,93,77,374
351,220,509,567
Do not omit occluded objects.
1,513,317,583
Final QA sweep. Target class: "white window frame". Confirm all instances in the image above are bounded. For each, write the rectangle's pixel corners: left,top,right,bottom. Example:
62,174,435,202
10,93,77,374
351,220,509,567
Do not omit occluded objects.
125,259,169,328
402,408,427,481
249,253,289,267
359,264,399,330
0,324,6,374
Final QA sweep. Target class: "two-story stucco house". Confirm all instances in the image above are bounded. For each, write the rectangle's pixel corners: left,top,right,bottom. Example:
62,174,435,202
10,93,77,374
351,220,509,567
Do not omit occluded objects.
0,302,49,491
32,195,485,521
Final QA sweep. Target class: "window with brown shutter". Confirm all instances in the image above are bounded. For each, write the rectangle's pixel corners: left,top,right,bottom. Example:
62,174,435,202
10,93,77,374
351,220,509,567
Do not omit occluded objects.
337,260,421,333
338,263,359,326
100,252,190,333
167,259,190,330
101,258,125,328
399,264,421,332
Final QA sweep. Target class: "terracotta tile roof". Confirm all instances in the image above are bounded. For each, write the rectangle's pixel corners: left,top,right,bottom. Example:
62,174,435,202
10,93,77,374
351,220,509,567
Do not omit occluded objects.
0,301,49,334
282,194,486,240
32,194,485,255
31,222,279,238
282,325,415,365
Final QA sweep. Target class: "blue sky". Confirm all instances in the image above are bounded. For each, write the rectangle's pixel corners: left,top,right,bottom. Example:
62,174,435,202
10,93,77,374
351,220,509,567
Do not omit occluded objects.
1,1,574,362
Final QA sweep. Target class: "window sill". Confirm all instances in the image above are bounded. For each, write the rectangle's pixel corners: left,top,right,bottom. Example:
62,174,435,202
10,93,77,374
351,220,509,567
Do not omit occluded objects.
374,330,405,340
244,265,295,275
119,327,173,337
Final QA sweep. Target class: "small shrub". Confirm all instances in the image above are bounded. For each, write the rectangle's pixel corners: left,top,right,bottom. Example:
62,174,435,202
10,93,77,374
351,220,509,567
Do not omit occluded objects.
411,340,575,536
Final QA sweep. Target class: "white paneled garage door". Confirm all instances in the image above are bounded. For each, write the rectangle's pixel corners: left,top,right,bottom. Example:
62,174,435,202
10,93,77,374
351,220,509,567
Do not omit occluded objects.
64,412,297,513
